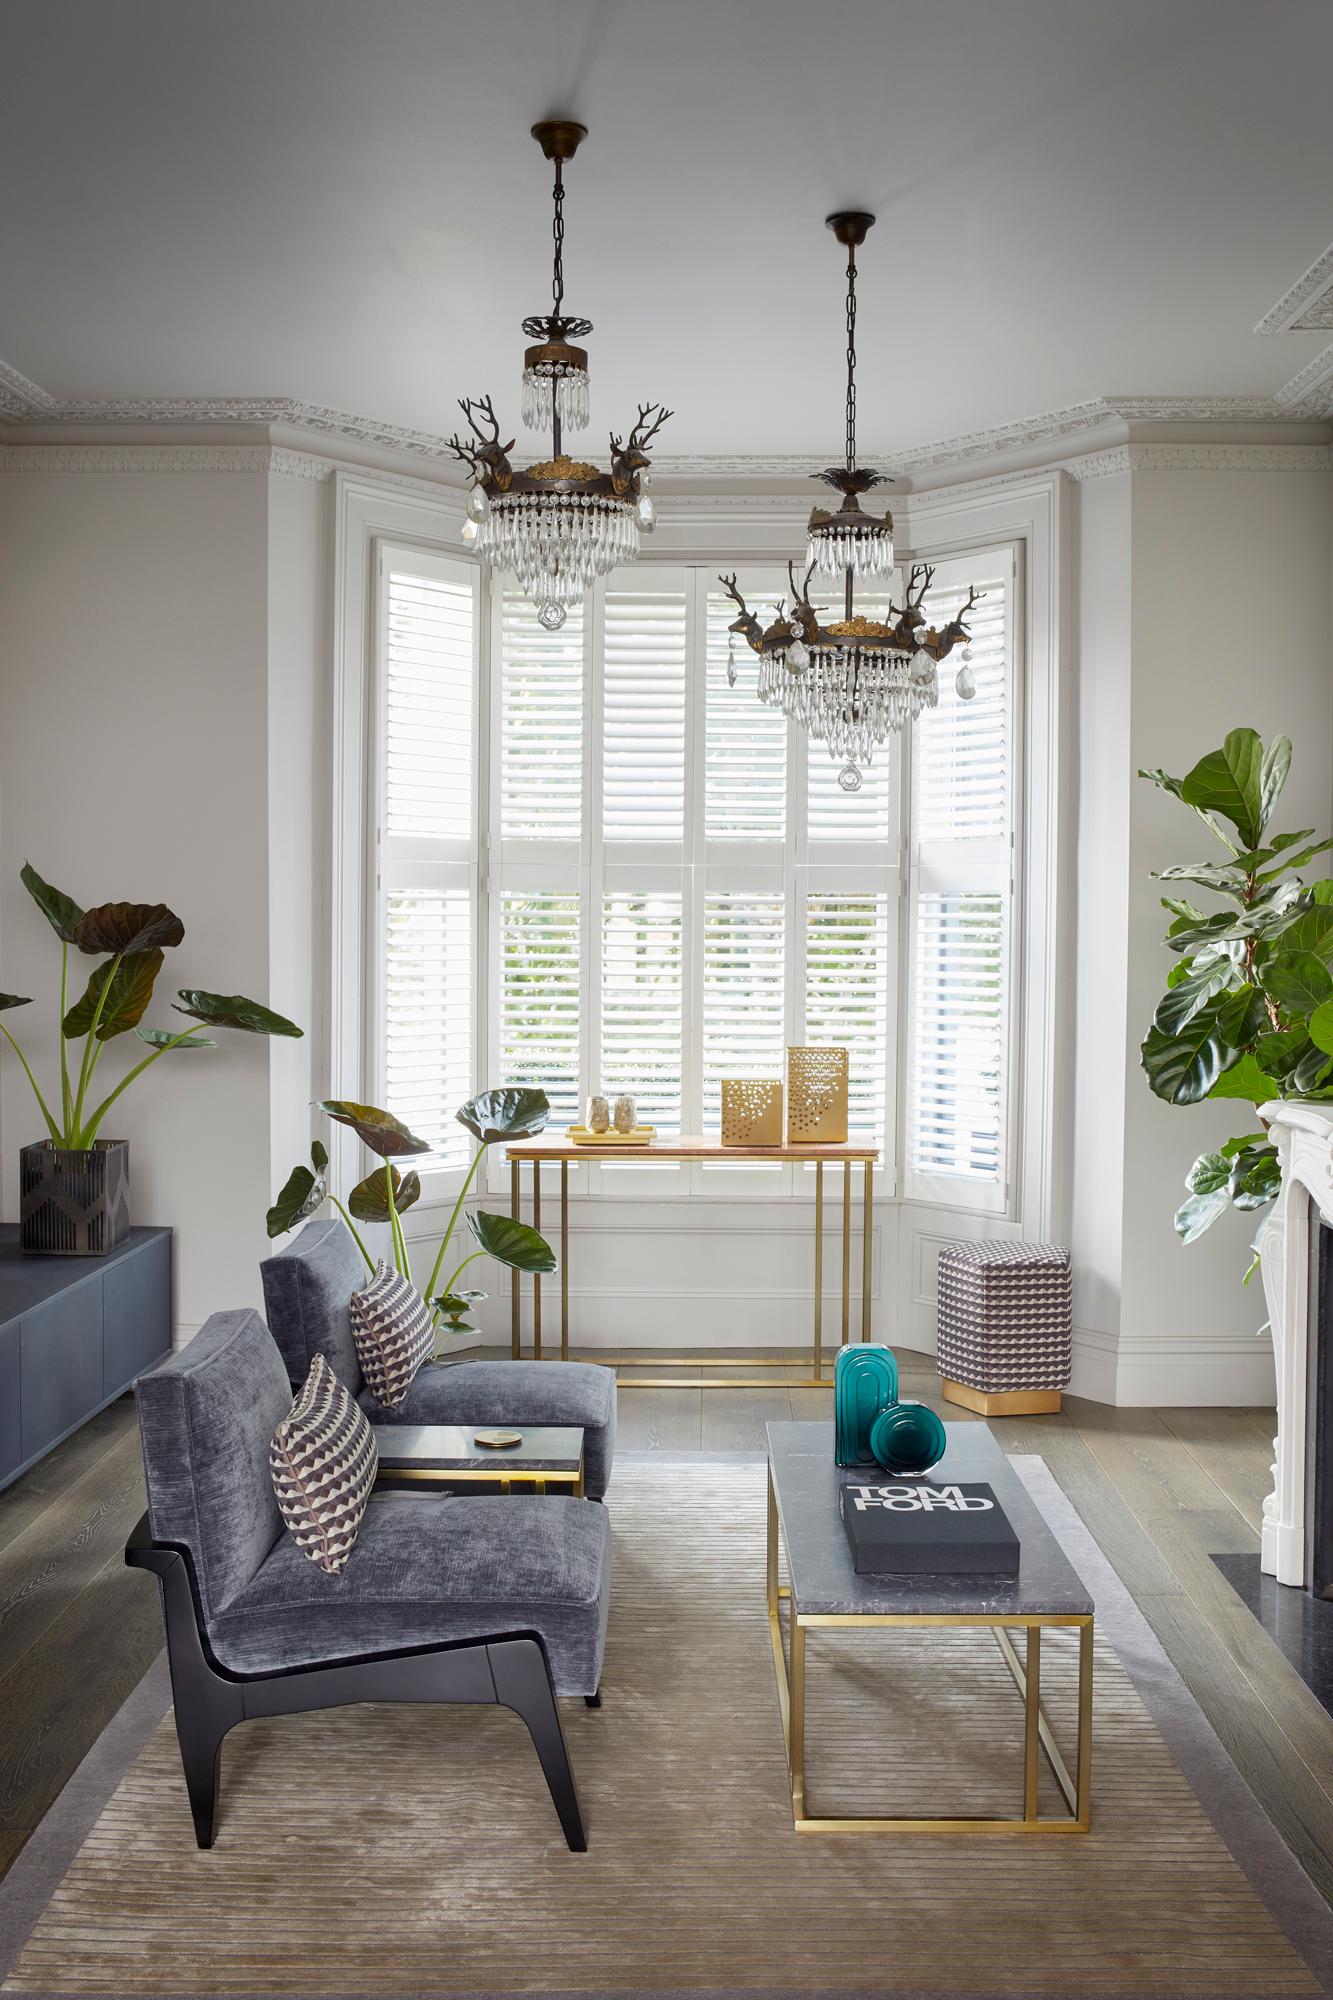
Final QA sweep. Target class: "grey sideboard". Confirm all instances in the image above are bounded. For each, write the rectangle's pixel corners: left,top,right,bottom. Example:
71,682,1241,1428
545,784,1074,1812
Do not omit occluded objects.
0,1223,172,1492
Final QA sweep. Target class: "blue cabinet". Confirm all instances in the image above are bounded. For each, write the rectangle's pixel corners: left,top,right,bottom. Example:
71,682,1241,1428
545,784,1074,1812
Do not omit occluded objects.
0,1224,172,1491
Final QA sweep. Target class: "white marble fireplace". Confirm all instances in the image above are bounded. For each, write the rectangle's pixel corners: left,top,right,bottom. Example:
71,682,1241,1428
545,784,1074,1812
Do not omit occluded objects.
1259,1102,1333,1586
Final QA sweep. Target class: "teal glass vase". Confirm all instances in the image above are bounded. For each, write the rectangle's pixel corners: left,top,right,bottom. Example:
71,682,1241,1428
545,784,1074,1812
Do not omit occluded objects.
869,1400,948,1476
834,1345,900,1466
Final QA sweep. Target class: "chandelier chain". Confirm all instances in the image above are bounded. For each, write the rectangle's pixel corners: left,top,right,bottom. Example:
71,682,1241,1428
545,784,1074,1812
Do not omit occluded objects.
552,160,566,317
845,243,857,473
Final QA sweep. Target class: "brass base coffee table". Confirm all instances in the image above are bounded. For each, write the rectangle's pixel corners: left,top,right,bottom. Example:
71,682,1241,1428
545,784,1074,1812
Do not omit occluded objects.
766,1420,1093,1834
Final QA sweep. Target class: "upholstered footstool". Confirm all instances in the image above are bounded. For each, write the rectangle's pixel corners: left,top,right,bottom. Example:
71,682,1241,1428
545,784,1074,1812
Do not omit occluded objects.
936,1240,1071,1416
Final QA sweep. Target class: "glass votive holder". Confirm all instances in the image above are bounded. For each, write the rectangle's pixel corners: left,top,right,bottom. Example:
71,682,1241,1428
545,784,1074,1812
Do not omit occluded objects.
612,1094,637,1134
585,1095,610,1133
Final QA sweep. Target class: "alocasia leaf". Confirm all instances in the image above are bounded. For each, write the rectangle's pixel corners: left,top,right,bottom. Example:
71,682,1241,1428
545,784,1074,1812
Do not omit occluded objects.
19,862,84,943
347,1164,423,1220
63,950,164,1040
71,902,184,956
317,1100,429,1157
175,991,303,1037
466,1208,558,1273
456,1087,551,1144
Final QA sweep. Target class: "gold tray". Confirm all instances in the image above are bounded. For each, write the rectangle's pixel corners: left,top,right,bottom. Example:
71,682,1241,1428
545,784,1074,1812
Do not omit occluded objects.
565,1125,657,1147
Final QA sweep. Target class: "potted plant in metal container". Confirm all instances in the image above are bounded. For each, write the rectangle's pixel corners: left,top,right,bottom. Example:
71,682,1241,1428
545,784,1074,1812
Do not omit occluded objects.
1,863,302,1256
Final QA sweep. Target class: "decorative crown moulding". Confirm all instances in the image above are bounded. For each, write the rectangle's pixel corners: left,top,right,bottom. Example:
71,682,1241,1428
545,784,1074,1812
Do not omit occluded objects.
1254,243,1333,336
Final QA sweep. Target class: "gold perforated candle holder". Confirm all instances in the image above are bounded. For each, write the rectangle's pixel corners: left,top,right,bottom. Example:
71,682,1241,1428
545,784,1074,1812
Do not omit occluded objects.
785,1046,850,1143
720,1079,784,1147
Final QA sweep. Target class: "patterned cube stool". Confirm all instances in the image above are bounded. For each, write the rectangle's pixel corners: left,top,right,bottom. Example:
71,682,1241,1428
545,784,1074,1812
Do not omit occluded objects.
936,1241,1071,1416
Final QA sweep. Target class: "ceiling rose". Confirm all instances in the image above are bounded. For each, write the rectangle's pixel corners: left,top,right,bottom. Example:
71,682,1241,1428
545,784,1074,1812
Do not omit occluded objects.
720,212,982,790
448,119,672,631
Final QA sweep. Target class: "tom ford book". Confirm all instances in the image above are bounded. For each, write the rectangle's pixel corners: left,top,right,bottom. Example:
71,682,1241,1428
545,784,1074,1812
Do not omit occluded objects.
837,1479,1020,1577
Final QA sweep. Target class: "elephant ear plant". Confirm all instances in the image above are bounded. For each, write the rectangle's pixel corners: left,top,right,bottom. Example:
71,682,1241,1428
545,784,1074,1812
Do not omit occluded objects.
0,860,302,1151
267,1086,555,1352
1139,729,1333,1279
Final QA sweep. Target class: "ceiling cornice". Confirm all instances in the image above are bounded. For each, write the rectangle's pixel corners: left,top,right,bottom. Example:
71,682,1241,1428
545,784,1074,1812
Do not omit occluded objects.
4,362,1331,479
1255,243,1333,335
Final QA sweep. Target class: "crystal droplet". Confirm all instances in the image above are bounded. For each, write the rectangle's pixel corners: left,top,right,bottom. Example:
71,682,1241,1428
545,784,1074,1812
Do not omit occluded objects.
461,518,480,548
538,598,567,632
726,632,738,688
838,764,863,794
467,483,491,522
786,638,809,673
636,492,656,532
955,661,977,701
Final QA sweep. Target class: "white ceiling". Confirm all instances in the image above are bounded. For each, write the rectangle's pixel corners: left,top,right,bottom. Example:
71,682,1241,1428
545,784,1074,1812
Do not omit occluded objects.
3,0,1332,460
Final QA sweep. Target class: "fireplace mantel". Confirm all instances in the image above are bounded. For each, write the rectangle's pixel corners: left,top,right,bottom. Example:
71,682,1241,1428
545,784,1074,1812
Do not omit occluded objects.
1259,1101,1333,1584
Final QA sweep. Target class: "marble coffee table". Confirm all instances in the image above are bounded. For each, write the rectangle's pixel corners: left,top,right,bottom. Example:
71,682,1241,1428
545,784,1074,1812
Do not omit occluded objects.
765,1420,1093,1834
372,1424,584,1495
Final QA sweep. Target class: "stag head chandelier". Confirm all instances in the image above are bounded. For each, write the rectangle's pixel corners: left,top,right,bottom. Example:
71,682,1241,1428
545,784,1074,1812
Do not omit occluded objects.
720,212,980,791
449,119,672,631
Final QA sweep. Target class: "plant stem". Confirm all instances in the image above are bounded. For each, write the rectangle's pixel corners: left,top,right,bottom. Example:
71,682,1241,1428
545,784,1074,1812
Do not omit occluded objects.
59,945,72,1137
425,1143,486,1301
440,1250,487,1296
71,952,122,1135
0,1022,62,1144
384,1164,410,1283
76,1022,201,1145
330,1198,375,1274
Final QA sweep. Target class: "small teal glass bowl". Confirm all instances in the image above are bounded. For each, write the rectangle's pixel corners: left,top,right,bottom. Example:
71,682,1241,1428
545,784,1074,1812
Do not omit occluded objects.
868,1401,948,1476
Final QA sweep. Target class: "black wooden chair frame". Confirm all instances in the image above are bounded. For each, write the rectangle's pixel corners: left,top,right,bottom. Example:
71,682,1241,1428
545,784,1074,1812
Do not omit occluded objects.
126,1512,596,1851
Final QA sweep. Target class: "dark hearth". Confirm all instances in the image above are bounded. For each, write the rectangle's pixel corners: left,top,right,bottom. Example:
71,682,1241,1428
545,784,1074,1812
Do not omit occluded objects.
1213,1553,1333,1721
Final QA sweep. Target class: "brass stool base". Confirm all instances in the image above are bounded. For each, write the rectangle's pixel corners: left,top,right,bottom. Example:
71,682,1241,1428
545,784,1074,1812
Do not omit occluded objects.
942,1380,1062,1417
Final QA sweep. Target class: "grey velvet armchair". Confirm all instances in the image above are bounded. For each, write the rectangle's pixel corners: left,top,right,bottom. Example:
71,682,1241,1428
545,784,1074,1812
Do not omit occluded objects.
128,1309,612,1850
260,1216,617,1497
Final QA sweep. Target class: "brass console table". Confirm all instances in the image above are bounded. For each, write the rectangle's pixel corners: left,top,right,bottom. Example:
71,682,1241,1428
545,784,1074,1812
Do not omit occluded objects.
503,1136,878,1389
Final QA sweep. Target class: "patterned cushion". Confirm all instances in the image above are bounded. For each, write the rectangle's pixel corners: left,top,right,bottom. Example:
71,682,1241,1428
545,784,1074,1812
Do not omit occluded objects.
349,1260,435,1410
269,1356,378,1577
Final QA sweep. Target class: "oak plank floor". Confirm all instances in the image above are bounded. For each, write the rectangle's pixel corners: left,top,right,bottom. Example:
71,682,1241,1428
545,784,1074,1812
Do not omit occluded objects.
2,1364,1331,1917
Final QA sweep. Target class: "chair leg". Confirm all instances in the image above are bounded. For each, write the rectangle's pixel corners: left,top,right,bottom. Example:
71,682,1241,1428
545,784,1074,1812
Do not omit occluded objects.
174,1706,232,1849
489,1639,588,1852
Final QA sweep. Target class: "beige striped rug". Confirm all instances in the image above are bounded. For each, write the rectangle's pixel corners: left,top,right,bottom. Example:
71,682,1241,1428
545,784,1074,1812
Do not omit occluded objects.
2,1455,1330,1997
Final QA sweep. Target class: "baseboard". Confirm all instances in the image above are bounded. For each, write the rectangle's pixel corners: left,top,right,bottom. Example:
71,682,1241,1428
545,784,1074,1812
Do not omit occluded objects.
1073,1324,1276,1407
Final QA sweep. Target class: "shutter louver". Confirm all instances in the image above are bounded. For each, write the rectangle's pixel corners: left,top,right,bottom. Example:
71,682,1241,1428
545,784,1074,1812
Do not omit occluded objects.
380,555,477,1174
908,891,1005,1180
905,557,1012,1198
915,575,1009,843
385,889,472,1169
601,893,683,1129
603,589,687,842
500,592,584,841
499,891,582,1125
805,893,891,1139
702,893,786,1127
706,588,786,840
385,573,473,841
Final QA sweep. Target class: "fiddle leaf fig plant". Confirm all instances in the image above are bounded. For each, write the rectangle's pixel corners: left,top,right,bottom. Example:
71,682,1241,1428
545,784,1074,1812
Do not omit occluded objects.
1139,729,1333,1279
0,861,302,1152
267,1085,554,1351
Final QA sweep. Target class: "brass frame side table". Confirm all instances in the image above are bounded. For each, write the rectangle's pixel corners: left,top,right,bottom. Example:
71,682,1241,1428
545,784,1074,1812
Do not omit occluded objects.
503,1135,879,1389
372,1423,585,1496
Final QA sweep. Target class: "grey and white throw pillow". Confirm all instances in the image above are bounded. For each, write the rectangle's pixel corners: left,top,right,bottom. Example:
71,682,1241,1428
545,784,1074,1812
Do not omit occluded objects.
349,1260,434,1409
270,1355,378,1577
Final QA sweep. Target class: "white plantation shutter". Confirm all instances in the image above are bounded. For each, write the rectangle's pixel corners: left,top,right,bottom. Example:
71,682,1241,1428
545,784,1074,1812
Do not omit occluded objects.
378,550,478,1174
384,890,472,1164
705,584,787,841
702,893,786,1128
500,592,583,841
601,893,683,1127
804,893,892,1140
602,588,687,842
499,891,581,1125
905,551,1014,1207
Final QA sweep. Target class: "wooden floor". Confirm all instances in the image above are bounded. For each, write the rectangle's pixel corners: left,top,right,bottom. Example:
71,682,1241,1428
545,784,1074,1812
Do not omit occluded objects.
1,1353,1331,1914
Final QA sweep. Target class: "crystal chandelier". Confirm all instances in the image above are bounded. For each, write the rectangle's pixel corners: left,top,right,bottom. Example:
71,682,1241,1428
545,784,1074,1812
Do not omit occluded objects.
448,120,671,632
720,212,980,791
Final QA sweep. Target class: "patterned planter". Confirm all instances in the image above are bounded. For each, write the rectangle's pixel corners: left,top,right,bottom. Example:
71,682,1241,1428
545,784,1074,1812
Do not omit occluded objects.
936,1240,1071,1416
19,1140,131,1257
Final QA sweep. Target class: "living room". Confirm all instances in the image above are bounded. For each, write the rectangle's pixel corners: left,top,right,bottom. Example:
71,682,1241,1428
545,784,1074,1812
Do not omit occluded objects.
2,2,1333,1993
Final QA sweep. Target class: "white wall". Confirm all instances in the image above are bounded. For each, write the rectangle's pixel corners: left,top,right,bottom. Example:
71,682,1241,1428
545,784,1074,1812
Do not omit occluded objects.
1117,467,1333,1401
0,460,328,1337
